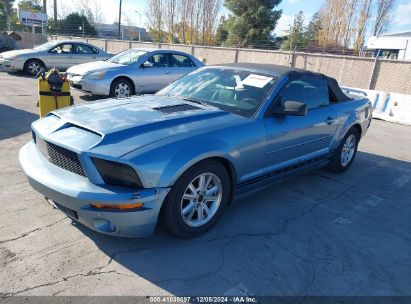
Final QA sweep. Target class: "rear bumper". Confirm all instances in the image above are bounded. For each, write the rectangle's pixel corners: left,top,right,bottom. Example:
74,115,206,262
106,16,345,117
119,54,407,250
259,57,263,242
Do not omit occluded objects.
68,75,111,96
19,140,170,237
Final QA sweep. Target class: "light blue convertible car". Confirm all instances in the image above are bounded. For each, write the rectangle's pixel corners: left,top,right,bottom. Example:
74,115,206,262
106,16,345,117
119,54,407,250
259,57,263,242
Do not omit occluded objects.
19,64,372,238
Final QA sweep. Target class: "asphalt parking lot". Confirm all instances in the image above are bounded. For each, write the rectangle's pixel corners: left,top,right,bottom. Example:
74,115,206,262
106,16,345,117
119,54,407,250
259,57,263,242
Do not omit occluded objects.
0,71,411,297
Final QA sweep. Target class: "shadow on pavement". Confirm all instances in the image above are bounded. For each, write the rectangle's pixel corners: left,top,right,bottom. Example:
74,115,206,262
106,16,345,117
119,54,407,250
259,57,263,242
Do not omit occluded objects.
0,104,38,140
78,94,106,102
3,71,36,79
72,151,411,296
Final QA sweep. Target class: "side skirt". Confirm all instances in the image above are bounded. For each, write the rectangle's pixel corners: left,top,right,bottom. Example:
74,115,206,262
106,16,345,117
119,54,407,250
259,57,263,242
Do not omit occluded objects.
234,156,331,199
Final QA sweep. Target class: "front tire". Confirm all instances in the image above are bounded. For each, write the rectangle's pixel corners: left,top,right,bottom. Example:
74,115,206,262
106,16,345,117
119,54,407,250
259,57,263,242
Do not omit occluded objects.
327,127,360,173
24,59,44,76
110,78,134,98
164,160,230,238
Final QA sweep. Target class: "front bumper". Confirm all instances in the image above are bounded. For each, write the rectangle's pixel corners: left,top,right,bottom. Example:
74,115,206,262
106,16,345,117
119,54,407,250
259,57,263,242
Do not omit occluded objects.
0,58,23,72
68,75,111,96
19,140,170,237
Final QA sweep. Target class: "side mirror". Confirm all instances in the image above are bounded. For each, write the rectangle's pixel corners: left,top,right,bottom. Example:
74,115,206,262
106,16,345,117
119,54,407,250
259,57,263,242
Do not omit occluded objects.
142,61,154,68
272,101,307,116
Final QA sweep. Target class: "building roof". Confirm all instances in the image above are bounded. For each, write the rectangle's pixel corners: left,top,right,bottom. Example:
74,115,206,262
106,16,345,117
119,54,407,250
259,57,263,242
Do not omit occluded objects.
381,31,411,38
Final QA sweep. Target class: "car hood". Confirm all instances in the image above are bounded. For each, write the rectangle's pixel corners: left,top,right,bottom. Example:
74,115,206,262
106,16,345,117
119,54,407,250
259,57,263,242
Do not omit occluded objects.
32,95,238,158
1,49,37,58
67,60,121,75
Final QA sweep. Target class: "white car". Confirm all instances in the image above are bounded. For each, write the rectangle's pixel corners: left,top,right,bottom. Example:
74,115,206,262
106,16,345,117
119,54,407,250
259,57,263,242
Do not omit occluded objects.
0,40,112,76
67,48,204,97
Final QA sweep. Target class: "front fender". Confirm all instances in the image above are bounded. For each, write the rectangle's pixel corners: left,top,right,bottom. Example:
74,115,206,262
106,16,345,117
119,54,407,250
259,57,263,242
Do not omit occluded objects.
159,139,238,187
127,138,238,188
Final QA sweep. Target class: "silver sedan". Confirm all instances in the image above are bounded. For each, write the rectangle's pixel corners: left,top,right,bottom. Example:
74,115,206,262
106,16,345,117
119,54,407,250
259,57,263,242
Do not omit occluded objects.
0,40,112,76
66,48,204,97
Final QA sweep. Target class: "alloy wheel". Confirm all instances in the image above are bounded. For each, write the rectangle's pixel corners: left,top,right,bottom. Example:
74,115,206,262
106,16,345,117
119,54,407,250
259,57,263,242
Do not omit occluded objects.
341,134,357,167
28,61,41,75
180,173,223,227
114,83,130,98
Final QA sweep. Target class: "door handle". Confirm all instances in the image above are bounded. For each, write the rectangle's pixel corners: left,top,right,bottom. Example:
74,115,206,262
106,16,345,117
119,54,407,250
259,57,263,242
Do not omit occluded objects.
325,117,336,125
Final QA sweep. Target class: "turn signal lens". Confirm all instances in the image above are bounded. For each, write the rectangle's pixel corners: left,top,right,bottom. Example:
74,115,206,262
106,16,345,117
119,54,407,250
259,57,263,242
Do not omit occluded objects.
90,202,143,210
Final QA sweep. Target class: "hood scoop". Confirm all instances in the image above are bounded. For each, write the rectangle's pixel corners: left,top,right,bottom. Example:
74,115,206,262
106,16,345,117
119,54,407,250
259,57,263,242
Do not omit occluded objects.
153,104,200,114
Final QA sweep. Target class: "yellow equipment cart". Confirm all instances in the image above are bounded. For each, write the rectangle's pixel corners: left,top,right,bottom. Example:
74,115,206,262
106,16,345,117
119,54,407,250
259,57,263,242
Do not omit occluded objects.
38,68,73,117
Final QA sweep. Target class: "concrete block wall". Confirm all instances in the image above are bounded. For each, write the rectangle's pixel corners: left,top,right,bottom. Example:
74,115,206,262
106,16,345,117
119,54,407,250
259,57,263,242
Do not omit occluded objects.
48,35,411,95
237,49,290,66
372,60,411,95
193,46,237,64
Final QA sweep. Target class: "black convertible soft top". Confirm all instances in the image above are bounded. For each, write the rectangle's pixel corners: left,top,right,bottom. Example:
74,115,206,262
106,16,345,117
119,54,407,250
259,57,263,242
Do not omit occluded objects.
216,63,350,102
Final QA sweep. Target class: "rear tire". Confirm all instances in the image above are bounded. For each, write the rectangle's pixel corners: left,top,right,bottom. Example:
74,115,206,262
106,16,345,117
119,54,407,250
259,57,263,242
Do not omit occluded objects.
24,59,44,76
164,160,230,238
109,78,134,98
327,127,360,173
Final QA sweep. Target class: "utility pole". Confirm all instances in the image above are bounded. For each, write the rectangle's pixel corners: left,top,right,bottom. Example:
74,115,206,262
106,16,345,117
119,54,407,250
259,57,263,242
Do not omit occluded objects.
118,0,122,39
135,10,141,42
42,0,47,35
82,20,85,37
53,0,57,23
5,0,10,31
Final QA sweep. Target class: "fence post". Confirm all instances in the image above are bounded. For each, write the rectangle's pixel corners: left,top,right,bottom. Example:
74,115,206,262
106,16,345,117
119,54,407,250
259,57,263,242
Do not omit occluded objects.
129,41,132,49
104,39,108,52
368,50,380,90
234,47,239,63
191,45,195,55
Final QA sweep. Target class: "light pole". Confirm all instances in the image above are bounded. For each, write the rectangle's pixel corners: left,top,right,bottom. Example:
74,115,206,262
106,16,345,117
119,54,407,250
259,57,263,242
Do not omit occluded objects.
134,10,141,42
118,0,122,39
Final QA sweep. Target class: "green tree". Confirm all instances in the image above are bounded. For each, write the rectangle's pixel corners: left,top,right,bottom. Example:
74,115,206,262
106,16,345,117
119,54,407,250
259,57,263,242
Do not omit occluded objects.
59,13,97,37
0,0,16,30
215,15,229,45
18,0,42,12
303,13,320,47
224,0,282,48
282,11,305,51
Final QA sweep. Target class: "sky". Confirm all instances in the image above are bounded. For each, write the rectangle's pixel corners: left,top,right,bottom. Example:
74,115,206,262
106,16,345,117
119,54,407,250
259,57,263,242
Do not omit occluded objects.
14,0,411,36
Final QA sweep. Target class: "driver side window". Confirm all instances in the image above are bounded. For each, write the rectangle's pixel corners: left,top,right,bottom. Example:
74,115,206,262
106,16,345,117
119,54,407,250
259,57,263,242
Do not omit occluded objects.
146,53,169,68
278,77,329,110
50,43,73,54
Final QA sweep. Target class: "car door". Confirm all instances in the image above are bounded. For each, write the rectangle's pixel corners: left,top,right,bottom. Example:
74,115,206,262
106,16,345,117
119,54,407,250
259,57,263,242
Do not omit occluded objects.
263,76,339,170
137,52,173,93
47,43,75,70
73,43,99,65
168,53,197,82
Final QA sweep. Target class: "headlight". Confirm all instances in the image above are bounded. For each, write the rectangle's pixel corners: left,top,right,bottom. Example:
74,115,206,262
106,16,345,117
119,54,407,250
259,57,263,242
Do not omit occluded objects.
4,55,19,60
85,71,106,79
92,158,143,188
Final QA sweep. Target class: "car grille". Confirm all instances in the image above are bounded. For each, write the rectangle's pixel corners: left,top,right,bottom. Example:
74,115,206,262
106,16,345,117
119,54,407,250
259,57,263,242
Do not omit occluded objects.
36,138,87,177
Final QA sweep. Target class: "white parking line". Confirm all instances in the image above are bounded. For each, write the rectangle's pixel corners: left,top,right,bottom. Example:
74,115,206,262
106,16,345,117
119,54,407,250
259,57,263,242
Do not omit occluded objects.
334,195,384,225
224,283,251,296
391,175,410,188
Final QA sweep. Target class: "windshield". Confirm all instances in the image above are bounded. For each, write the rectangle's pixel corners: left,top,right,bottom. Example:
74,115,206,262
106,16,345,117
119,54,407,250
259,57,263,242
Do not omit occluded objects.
157,68,278,117
33,41,59,51
108,49,147,65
